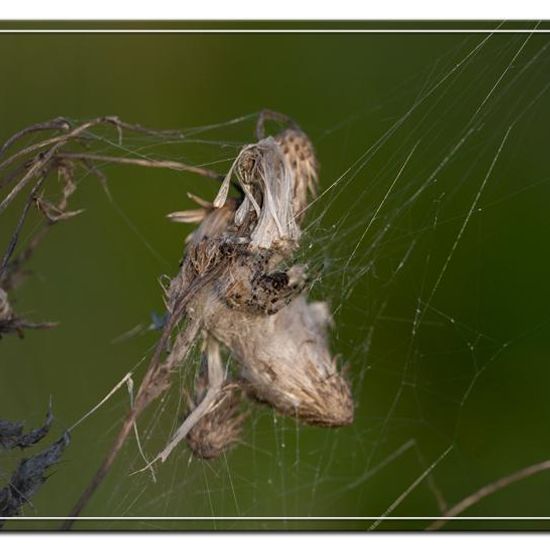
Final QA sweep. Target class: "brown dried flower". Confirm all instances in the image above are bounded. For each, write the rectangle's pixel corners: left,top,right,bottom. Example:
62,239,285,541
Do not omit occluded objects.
155,115,353,464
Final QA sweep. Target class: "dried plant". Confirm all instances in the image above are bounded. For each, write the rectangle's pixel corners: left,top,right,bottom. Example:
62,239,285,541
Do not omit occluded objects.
0,404,70,525
63,111,353,525
2,109,548,530
0,116,223,338
153,121,353,464
0,111,354,526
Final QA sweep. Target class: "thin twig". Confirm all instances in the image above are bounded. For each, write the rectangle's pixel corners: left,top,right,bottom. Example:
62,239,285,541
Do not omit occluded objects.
0,318,58,336
427,458,550,530
1,224,50,292
101,117,188,140
0,117,70,159
0,117,108,173
55,152,223,182
0,118,111,214
62,259,228,529
0,117,226,219
0,116,226,290
256,109,300,140
0,144,58,216
0,174,47,277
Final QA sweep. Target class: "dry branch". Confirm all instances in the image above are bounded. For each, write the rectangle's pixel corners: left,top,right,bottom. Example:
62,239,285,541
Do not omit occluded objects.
0,116,227,336
427,458,550,530
55,152,223,182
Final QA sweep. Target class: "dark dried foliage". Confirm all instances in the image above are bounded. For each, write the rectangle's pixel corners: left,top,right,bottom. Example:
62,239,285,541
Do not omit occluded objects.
0,404,53,450
0,433,70,522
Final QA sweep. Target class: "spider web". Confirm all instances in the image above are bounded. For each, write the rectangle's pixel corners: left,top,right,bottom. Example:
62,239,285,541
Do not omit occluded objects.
2,28,550,531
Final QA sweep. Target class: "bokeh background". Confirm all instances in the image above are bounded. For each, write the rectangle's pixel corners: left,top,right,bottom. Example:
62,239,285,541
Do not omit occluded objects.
1,22,550,530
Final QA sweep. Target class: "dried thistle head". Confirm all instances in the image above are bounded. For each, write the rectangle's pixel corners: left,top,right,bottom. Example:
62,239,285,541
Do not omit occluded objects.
207,294,354,428
186,382,246,460
212,137,299,251
183,119,352,429
135,112,352,470
212,129,317,252
275,128,318,222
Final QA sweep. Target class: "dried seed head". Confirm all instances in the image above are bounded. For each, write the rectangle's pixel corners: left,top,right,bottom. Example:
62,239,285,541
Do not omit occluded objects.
275,129,319,222
205,295,354,428
186,382,246,459
249,369,354,427
154,116,352,467
213,127,318,252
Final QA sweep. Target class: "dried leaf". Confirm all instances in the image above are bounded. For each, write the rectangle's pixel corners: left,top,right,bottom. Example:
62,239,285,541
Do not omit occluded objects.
0,432,70,521
0,404,53,450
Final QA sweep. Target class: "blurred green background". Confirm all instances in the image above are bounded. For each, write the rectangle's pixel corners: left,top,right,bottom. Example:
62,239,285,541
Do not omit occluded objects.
1,23,550,530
